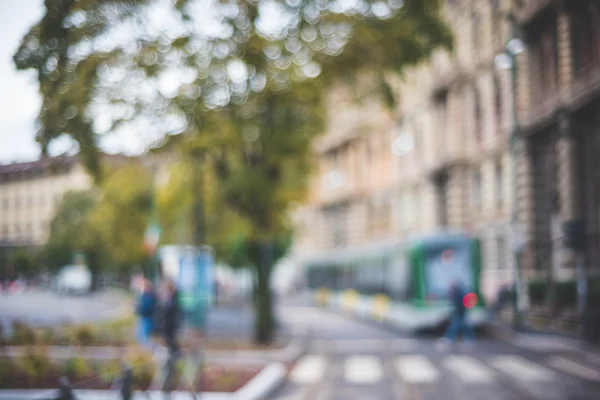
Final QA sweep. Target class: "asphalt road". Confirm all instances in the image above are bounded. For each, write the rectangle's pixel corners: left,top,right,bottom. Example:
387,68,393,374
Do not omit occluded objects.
0,288,132,331
273,305,600,400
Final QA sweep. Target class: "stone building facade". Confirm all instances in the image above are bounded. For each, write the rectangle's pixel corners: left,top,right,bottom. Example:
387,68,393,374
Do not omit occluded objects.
0,156,93,249
517,0,600,285
293,0,526,302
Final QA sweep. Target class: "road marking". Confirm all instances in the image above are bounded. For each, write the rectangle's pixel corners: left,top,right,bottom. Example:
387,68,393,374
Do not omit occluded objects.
344,355,383,384
489,355,554,382
548,356,600,381
443,355,494,383
396,355,440,384
289,355,328,385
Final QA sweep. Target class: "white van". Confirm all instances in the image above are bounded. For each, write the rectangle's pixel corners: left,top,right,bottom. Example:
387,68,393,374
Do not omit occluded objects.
55,265,92,295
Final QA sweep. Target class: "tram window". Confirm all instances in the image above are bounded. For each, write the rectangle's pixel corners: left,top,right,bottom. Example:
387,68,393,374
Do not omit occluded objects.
424,246,473,299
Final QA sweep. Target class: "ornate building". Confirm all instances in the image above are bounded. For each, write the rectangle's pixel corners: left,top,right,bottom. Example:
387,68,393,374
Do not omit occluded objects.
293,0,525,302
517,0,600,285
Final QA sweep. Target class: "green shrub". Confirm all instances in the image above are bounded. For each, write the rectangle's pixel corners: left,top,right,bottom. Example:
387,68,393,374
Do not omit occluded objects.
12,322,37,345
63,356,92,381
40,327,56,345
68,324,96,346
527,279,547,306
0,357,12,387
126,347,156,389
555,280,577,310
17,346,53,385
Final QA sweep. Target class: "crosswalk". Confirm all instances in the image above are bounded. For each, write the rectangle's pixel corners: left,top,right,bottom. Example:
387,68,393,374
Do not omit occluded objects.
288,352,600,388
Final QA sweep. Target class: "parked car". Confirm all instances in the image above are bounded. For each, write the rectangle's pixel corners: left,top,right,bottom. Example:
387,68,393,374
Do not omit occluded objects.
54,265,92,295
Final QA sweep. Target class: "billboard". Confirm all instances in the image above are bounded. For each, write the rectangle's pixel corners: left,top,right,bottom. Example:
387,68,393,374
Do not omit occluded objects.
159,245,214,330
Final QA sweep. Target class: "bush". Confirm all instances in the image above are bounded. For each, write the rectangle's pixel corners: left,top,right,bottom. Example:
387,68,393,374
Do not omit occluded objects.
527,279,547,306
63,356,92,381
16,346,53,385
68,324,96,346
126,347,156,389
12,322,37,345
555,280,577,310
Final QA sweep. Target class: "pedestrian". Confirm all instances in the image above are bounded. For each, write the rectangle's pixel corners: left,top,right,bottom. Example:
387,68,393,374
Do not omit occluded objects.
437,280,475,351
135,278,157,348
162,278,182,359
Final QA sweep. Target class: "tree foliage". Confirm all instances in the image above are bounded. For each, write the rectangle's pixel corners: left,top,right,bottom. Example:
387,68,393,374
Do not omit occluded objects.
16,0,452,342
43,190,106,286
90,162,152,269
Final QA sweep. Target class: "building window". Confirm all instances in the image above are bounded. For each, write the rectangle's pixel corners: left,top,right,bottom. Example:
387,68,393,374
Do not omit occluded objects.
497,235,506,269
2,198,7,209
494,74,503,134
472,168,482,211
472,12,481,56
571,2,600,75
495,161,503,209
474,88,483,145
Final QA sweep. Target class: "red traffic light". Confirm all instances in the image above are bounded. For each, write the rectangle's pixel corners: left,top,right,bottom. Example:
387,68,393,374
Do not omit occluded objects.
463,292,478,309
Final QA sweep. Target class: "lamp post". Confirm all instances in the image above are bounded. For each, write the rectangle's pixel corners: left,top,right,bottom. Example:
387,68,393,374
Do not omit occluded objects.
495,20,526,331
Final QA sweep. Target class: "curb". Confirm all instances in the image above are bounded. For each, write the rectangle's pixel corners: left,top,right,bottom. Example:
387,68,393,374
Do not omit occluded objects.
0,361,288,400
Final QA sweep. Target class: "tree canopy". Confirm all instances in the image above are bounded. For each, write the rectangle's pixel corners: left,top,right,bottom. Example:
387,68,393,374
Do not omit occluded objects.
16,0,452,343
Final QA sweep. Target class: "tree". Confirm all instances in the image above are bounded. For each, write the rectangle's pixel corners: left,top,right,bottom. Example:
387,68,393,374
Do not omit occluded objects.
15,0,452,343
8,248,39,279
90,162,153,274
43,190,105,287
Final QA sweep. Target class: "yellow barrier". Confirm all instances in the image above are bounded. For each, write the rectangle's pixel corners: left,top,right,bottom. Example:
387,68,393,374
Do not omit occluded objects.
341,289,359,313
315,288,330,307
372,294,390,321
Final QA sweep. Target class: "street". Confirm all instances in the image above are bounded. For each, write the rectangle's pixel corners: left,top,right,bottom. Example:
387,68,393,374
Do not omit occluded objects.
273,305,600,400
0,289,132,329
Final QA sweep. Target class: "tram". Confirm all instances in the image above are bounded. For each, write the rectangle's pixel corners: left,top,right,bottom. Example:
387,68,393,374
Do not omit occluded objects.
305,230,486,329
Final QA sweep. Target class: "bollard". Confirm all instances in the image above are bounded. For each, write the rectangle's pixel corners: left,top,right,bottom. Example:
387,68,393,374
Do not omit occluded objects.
118,364,133,400
55,376,77,400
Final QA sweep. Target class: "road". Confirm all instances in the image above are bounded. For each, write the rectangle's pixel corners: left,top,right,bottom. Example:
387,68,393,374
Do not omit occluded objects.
0,289,132,330
273,305,600,400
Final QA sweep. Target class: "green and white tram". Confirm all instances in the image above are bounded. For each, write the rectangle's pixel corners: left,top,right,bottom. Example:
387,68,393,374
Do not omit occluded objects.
305,231,487,330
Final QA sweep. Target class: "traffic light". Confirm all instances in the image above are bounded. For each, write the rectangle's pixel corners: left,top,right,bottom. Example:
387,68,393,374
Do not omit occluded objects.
563,220,585,251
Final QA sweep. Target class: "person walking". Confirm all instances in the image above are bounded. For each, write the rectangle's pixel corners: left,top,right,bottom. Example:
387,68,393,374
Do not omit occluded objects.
135,278,157,348
162,279,182,359
437,280,475,351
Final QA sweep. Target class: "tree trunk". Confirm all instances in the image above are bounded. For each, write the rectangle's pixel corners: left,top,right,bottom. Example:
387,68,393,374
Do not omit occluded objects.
254,241,275,344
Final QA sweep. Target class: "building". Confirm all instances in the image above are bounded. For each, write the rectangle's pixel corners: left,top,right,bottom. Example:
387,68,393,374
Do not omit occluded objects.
517,0,600,286
293,0,524,303
0,156,93,250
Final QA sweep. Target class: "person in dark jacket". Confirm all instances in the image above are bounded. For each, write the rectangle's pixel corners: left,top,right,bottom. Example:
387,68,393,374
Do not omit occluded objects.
437,280,475,351
162,279,182,358
135,279,156,347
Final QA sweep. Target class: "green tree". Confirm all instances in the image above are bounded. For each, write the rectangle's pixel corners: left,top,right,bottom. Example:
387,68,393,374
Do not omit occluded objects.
8,248,38,279
90,162,153,274
43,190,105,287
15,0,452,343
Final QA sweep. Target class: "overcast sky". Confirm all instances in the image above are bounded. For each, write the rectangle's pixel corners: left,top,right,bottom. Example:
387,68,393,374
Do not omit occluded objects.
0,0,44,163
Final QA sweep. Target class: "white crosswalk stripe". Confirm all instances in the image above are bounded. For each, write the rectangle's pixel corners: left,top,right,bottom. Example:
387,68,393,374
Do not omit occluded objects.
548,356,600,381
489,355,555,382
396,355,440,384
344,355,384,384
443,355,495,383
289,355,328,385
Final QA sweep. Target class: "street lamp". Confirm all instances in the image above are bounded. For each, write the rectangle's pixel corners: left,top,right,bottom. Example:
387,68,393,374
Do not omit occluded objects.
495,28,526,330
391,119,414,158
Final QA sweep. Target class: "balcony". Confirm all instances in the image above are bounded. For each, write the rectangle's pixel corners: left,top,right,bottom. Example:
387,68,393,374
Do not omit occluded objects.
520,89,561,133
568,62,600,111
517,0,556,25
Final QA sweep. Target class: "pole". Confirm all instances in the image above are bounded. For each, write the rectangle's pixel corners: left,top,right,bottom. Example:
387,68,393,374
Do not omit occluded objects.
509,49,524,331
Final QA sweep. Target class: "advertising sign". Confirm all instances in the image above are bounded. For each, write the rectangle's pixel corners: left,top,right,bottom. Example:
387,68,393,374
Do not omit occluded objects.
159,245,214,330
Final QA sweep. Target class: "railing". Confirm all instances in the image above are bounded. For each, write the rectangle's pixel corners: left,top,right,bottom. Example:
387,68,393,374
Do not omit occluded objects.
521,89,560,129
517,0,555,24
569,62,600,104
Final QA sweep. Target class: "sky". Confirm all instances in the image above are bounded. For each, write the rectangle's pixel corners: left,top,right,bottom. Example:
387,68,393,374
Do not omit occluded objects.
0,0,44,163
